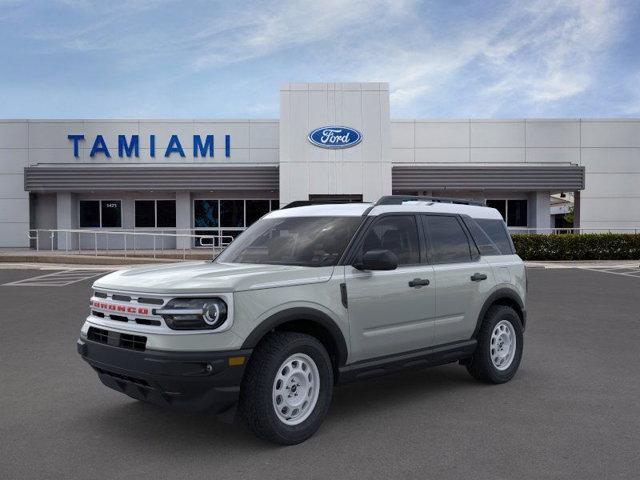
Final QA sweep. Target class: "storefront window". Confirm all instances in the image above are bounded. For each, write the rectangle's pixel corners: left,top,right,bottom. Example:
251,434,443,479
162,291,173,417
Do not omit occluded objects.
507,200,528,227
135,201,155,228
80,200,121,228
193,199,276,247
157,200,176,228
101,201,122,228
194,200,219,228
79,201,100,228
220,200,244,228
246,200,270,226
135,200,176,228
486,199,528,227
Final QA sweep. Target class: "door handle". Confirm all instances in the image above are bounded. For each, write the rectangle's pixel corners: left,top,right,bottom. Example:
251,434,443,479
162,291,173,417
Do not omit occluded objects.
470,273,488,282
409,278,430,287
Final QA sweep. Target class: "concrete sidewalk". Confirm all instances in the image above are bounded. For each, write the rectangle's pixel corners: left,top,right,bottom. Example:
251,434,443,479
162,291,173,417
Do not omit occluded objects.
0,248,217,265
525,260,640,269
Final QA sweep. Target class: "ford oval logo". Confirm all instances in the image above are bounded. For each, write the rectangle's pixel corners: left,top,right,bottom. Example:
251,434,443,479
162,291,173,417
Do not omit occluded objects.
308,126,362,149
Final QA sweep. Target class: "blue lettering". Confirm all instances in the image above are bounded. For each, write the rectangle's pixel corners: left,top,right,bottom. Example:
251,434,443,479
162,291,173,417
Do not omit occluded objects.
68,133,231,159
67,134,84,157
193,134,214,157
89,135,111,158
164,134,185,157
118,135,139,157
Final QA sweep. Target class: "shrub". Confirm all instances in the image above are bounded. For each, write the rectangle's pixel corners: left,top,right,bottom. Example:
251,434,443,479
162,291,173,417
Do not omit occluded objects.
511,234,640,261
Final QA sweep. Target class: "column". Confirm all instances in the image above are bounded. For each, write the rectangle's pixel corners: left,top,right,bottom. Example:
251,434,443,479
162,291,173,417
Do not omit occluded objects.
528,191,551,233
56,192,78,250
175,191,191,250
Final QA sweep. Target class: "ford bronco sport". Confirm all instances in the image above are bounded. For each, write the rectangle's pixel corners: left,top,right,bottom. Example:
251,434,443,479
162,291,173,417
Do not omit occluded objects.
78,195,526,444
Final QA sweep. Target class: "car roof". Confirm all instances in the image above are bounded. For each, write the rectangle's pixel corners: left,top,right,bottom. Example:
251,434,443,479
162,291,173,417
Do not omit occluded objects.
266,203,372,218
265,201,503,221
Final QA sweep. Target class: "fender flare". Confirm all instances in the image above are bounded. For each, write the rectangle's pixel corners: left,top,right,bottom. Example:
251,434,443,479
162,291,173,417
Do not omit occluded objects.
473,288,526,337
241,307,349,366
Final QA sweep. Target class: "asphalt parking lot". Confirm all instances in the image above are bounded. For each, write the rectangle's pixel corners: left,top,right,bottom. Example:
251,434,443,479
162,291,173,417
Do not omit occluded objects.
1,266,639,480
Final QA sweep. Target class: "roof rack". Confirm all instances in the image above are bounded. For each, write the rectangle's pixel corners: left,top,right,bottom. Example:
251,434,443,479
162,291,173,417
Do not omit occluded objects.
374,195,486,207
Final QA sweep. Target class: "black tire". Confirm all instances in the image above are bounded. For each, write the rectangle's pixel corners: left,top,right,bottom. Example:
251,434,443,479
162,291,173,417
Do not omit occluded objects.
466,305,523,384
239,331,333,445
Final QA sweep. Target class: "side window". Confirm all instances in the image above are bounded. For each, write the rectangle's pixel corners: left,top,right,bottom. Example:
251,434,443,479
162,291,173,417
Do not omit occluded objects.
476,219,514,255
361,215,420,265
462,217,500,256
423,215,472,264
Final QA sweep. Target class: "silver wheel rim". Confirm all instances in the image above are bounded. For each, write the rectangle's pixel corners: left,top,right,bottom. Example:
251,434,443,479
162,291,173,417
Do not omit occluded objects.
272,353,320,426
490,320,516,371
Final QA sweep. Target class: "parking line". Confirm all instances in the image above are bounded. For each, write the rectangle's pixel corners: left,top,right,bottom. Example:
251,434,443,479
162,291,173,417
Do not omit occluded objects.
2,269,108,287
578,266,640,279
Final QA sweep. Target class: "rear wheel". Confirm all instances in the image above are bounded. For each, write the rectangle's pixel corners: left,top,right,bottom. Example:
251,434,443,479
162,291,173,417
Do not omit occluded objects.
239,331,333,445
466,305,523,384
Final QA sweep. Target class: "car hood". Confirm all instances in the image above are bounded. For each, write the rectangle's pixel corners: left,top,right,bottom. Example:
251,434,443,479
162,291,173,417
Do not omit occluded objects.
93,261,335,294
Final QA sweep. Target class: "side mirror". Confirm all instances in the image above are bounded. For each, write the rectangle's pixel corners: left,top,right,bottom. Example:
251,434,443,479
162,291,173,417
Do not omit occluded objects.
355,249,398,271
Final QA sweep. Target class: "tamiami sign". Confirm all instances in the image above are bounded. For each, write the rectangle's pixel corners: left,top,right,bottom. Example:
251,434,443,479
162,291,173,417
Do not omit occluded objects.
67,134,232,158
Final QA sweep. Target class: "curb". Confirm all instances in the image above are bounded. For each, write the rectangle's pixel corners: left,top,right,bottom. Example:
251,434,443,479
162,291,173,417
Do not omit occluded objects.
0,255,184,265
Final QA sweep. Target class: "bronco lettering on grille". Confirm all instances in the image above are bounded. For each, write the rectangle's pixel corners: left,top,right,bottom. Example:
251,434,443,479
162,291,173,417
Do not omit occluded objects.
90,300,149,315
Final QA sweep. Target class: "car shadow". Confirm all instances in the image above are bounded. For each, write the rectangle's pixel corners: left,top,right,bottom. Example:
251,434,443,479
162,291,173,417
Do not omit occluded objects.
82,363,485,449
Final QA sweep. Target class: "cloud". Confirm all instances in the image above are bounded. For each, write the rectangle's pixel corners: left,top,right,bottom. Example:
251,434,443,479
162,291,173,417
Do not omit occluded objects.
190,0,416,70
1,0,633,117
366,0,624,113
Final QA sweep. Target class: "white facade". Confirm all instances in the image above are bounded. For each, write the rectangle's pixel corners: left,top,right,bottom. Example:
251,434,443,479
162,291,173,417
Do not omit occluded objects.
279,83,391,205
1,82,638,248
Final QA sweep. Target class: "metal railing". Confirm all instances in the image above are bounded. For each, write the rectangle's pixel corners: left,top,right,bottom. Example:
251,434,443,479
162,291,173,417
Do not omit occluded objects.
26,228,235,259
508,227,640,235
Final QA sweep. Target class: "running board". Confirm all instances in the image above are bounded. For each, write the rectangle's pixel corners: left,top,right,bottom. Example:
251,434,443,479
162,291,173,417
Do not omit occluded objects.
337,339,477,384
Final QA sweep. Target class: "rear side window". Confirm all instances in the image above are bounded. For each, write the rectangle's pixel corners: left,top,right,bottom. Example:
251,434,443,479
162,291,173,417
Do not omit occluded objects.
423,215,472,264
475,219,514,255
462,217,501,256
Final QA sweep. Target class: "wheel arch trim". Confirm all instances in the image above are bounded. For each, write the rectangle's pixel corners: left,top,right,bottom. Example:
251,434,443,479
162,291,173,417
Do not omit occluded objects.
473,288,526,338
240,307,349,367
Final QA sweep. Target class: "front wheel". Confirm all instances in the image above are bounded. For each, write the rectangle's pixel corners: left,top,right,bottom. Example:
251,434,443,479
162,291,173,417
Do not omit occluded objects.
466,305,523,384
239,331,333,445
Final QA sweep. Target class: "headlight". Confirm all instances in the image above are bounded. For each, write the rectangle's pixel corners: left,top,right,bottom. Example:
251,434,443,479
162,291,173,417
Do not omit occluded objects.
157,298,228,330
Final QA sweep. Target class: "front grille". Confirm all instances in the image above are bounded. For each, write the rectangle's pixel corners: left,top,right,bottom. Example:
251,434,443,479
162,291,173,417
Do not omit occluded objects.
135,318,161,326
90,291,166,329
87,326,147,351
137,297,164,305
88,327,109,344
119,333,147,351
112,294,132,302
95,367,150,387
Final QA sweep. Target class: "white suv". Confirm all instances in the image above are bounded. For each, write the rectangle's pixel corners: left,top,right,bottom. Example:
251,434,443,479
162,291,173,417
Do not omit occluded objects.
78,195,526,444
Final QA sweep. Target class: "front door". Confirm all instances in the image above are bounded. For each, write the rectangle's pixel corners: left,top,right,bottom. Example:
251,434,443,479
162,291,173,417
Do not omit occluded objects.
345,214,436,363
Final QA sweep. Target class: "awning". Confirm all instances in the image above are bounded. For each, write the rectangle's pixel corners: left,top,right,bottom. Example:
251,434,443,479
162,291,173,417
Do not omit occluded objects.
392,164,585,191
24,164,279,192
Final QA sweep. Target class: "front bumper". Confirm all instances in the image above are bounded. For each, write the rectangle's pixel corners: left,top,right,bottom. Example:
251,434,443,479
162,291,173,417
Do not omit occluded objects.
77,338,251,414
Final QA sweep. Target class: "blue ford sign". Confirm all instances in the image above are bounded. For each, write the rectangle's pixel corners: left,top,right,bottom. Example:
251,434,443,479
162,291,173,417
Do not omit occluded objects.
308,126,362,149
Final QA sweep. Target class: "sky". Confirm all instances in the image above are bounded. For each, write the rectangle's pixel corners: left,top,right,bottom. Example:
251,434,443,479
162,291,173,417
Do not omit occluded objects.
0,0,639,119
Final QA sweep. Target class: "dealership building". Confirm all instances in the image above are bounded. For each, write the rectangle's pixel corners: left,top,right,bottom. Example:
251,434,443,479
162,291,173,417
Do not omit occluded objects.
0,82,638,250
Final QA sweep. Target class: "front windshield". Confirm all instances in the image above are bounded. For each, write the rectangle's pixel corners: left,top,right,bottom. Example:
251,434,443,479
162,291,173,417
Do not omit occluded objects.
216,216,362,267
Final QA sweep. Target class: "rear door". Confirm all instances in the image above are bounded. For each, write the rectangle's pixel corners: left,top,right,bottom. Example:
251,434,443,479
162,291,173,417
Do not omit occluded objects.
345,214,436,363
422,215,493,345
